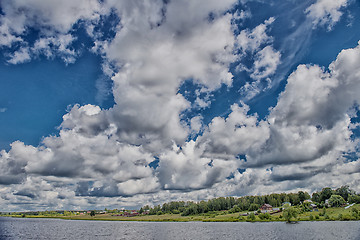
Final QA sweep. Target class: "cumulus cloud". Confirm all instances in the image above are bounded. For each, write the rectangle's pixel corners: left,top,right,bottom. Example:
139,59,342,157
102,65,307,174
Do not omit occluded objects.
100,0,238,153
198,103,269,157
0,0,102,36
0,104,159,200
1,0,360,211
246,41,360,174
7,47,31,64
0,0,105,62
236,17,275,54
250,45,281,81
158,141,240,190
0,0,239,203
32,34,78,64
305,0,349,29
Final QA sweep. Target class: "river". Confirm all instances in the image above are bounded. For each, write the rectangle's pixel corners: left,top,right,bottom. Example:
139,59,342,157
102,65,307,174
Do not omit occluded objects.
0,217,359,239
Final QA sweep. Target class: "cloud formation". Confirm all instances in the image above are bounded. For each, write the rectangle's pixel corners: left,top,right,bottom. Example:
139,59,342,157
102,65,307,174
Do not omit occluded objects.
0,0,359,211
305,0,349,29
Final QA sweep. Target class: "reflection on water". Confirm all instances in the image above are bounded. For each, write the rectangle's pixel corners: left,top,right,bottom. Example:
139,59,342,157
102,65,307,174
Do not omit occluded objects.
0,217,359,240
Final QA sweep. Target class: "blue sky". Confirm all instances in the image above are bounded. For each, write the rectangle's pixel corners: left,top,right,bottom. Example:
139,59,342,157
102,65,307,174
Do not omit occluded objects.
1,0,360,211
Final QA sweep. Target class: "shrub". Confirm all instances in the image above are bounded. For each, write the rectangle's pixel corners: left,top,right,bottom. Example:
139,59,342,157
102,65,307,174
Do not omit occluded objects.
351,208,358,214
309,215,314,220
315,215,319,220
247,213,256,221
238,216,244,221
248,204,260,211
341,214,353,221
319,207,326,216
328,195,345,207
258,213,270,220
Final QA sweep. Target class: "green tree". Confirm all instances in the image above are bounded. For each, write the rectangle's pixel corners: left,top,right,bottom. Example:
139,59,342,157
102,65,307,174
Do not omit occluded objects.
320,188,333,202
247,212,256,221
335,185,351,201
351,208,359,219
90,211,95,217
248,203,260,211
348,194,360,204
283,207,298,223
312,192,320,203
289,193,300,206
328,195,345,207
298,191,306,203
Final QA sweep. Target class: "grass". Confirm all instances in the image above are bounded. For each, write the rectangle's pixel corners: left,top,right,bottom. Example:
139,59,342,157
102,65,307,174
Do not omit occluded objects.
3,204,360,222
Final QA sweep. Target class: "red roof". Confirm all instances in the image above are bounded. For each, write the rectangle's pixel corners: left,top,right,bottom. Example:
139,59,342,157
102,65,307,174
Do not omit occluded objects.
260,204,273,209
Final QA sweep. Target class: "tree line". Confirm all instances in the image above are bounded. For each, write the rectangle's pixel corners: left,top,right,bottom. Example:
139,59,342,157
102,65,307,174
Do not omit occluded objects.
140,185,360,216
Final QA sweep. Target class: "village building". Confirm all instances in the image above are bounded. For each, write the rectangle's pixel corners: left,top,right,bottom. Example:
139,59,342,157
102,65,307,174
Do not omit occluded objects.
310,203,318,209
260,204,273,212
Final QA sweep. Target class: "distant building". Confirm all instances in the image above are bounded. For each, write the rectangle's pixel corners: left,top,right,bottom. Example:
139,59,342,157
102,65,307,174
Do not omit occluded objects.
260,204,273,212
310,203,317,209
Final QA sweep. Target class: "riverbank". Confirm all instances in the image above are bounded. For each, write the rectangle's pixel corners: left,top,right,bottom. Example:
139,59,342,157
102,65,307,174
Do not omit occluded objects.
2,204,359,222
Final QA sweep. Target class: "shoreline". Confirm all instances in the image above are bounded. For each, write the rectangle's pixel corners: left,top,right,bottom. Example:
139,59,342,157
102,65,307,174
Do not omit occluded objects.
2,213,359,223
2,203,359,222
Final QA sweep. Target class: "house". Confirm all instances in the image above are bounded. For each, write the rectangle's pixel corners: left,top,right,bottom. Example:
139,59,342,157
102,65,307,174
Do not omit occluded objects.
260,204,273,212
142,210,150,215
304,199,313,203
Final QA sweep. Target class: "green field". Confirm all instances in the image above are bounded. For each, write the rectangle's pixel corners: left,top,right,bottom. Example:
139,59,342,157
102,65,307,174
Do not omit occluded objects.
4,204,359,222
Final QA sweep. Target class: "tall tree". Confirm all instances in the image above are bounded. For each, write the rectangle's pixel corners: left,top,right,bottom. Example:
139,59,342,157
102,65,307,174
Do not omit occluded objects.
328,195,345,207
283,207,298,223
298,191,306,203
335,186,351,201
320,188,333,202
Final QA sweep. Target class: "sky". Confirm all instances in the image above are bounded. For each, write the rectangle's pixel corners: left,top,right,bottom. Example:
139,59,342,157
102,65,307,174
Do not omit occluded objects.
0,0,360,211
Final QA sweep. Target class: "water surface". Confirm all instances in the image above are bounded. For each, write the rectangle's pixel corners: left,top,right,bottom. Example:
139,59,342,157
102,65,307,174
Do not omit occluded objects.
0,217,359,240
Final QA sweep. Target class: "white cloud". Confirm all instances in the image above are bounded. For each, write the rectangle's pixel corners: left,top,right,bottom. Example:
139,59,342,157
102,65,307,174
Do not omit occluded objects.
99,0,238,153
32,34,78,64
2,0,360,211
158,141,240,190
236,17,281,98
250,45,281,80
236,17,275,54
305,0,349,30
7,47,31,64
190,116,203,134
0,0,106,63
246,41,360,170
199,103,270,156
0,0,102,35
